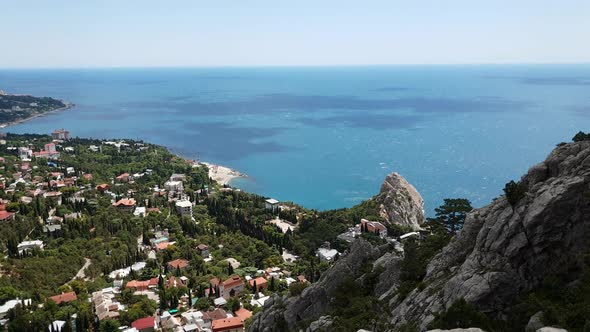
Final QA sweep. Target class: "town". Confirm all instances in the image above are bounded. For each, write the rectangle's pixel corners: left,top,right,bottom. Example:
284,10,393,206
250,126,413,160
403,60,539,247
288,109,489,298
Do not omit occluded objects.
0,130,420,332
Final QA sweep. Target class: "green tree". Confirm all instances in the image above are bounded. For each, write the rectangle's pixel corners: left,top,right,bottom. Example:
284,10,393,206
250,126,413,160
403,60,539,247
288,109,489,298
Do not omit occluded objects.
434,198,473,235
99,319,120,332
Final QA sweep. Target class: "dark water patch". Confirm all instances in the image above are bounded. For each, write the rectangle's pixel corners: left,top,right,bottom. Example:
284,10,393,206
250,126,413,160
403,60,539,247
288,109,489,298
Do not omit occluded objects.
121,94,531,116
487,76,590,86
296,113,424,130
372,87,412,92
172,121,292,160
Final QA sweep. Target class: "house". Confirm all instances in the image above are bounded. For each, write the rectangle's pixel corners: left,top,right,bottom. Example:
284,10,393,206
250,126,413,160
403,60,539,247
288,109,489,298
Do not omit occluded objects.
33,143,60,159
214,297,227,307
248,277,268,293
175,199,192,216
96,183,109,192
164,180,184,193
167,258,189,271
399,231,420,241
17,240,44,254
360,218,387,238
52,129,70,140
0,210,15,221
197,244,210,257
44,191,63,205
317,248,339,262
226,258,240,270
220,275,244,299
169,173,186,182
115,173,132,183
92,289,123,321
234,307,252,322
49,291,77,305
202,308,228,324
134,206,146,217
211,317,245,332
66,167,75,175
264,198,279,212
126,278,158,292
0,299,31,319
113,198,136,212
131,317,156,332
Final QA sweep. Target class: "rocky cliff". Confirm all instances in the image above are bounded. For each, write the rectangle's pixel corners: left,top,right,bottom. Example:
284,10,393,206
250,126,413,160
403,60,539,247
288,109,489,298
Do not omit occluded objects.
375,172,425,230
388,140,590,329
250,141,590,331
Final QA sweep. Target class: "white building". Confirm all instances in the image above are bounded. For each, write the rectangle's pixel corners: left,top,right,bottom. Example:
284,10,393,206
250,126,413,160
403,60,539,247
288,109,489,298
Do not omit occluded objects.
66,167,75,174
17,240,44,254
316,248,339,262
164,180,184,193
175,199,193,217
0,299,31,319
133,207,146,218
265,198,280,212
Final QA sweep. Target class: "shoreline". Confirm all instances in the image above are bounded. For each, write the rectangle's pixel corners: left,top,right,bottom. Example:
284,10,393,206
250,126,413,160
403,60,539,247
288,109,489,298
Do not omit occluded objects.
200,161,247,186
0,102,75,129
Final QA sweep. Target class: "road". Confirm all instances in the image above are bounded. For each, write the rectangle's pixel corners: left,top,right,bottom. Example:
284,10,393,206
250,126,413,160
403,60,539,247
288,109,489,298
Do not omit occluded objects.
72,258,91,281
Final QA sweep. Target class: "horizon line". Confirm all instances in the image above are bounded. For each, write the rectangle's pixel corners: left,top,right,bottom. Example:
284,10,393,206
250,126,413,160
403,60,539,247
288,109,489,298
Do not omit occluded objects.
1,61,590,70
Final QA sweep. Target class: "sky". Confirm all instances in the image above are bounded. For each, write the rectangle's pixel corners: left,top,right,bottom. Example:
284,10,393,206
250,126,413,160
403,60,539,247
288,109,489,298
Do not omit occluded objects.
1,0,589,68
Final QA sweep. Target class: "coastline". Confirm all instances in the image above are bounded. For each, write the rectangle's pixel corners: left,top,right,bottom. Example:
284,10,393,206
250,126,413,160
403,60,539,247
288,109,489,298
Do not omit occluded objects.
0,102,75,129
200,161,247,186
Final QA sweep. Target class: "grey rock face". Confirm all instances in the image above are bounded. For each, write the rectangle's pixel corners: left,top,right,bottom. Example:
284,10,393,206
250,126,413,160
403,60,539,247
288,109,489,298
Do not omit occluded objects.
526,311,544,332
376,172,425,230
389,141,590,330
249,240,390,332
306,316,333,332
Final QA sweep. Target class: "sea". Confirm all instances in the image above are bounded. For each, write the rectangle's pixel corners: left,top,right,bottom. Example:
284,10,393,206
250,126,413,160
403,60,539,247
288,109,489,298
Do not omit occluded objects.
1,65,589,214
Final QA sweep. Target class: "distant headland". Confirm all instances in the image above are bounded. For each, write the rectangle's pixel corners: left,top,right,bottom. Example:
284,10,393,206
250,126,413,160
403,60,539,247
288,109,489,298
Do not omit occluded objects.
0,90,73,128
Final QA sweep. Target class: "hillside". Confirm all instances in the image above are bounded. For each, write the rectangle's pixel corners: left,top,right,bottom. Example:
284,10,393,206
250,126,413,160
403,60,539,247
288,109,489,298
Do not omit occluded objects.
251,138,590,332
0,91,68,126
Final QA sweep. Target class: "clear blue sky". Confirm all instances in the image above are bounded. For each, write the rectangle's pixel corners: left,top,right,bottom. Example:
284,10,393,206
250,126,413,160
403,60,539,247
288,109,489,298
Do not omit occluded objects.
1,0,589,68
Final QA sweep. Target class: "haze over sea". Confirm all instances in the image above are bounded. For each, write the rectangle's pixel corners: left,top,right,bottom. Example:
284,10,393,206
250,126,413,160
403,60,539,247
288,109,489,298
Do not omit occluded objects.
1,65,589,213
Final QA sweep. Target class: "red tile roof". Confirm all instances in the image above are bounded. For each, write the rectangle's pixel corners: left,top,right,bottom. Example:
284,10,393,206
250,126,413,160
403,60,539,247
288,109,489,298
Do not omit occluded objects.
248,277,267,288
0,210,14,221
113,198,136,207
131,317,155,330
49,291,77,305
202,308,227,321
96,184,109,191
222,275,243,288
116,173,130,179
212,317,244,332
167,258,189,269
234,307,252,322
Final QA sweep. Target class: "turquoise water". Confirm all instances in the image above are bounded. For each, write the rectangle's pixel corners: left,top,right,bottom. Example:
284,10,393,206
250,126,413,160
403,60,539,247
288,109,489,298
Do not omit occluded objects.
1,65,589,213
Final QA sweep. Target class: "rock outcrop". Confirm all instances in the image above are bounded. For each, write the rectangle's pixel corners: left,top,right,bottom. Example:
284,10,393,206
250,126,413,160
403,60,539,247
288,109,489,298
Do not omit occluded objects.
375,172,425,230
249,240,394,332
389,141,590,329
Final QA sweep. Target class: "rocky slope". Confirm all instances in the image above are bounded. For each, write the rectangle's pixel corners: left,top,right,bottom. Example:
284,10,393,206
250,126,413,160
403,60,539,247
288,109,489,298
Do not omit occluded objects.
376,172,425,230
388,140,590,329
250,141,590,331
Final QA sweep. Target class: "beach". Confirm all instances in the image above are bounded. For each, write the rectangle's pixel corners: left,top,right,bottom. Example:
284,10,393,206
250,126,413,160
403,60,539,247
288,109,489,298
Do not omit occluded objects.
201,162,246,185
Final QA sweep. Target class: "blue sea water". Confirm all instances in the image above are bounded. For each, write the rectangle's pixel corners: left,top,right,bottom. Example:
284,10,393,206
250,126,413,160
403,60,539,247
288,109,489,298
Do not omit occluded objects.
1,65,589,214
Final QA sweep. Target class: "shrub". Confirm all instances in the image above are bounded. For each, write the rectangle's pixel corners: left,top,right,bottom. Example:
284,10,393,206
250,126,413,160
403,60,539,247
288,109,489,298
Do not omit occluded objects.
504,180,527,206
430,299,496,331
572,131,590,142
